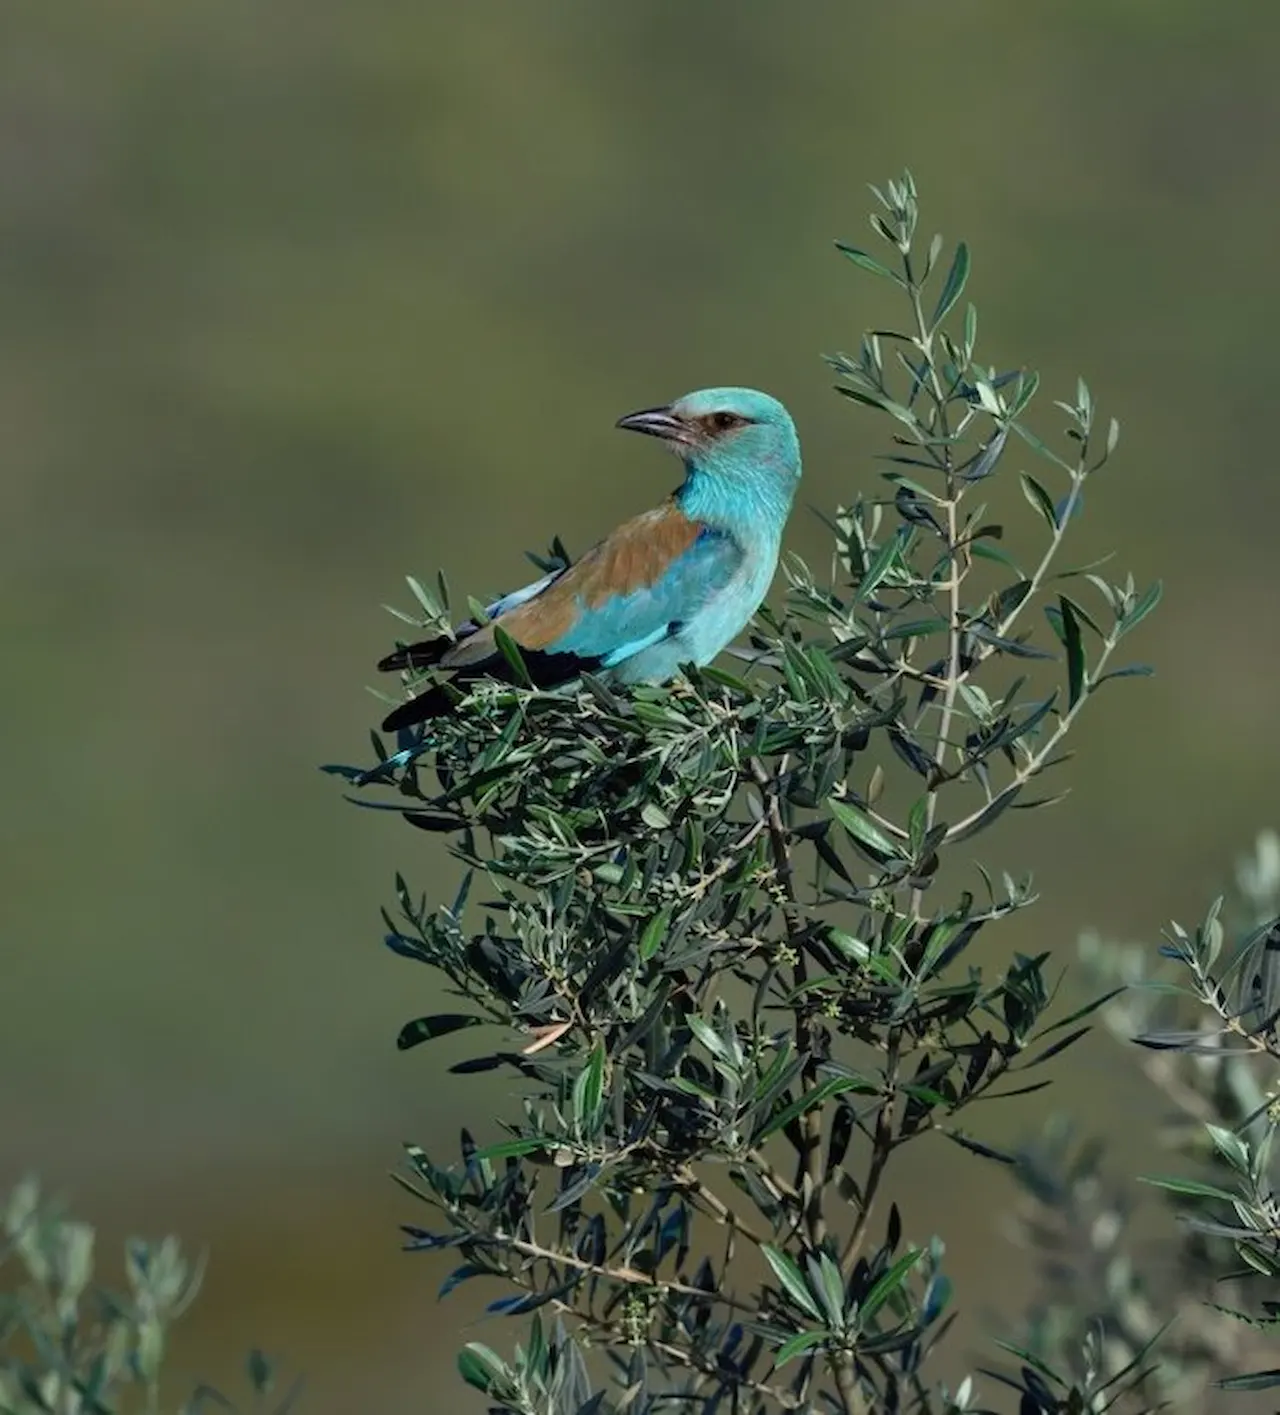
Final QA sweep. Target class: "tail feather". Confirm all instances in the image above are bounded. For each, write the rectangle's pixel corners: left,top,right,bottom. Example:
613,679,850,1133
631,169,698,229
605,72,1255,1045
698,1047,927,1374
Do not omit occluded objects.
380,682,462,733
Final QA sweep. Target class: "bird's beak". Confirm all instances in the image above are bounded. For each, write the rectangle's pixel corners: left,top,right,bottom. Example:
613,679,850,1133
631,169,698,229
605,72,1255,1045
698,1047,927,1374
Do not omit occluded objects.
615,405,691,445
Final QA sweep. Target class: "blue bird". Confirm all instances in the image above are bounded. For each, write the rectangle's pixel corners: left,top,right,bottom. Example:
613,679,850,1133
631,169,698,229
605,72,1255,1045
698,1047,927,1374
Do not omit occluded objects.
379,387,801,732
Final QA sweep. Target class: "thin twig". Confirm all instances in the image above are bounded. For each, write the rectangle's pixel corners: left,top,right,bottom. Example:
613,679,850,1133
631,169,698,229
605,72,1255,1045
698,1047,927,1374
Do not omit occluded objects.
751,757,827,1251
488,1228,758,1312
564,1303,807,1410
839,1027,900,1277
674,1168,771,1249
941,632,1120,842
746,1147,802,1205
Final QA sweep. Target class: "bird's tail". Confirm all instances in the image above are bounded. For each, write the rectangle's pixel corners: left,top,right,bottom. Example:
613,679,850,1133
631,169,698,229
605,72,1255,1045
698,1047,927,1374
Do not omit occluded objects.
379,681,461,733
378,631,466,732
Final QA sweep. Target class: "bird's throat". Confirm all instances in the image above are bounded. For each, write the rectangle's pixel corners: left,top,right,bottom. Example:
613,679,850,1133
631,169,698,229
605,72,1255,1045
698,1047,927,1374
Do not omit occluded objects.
677,465,794,544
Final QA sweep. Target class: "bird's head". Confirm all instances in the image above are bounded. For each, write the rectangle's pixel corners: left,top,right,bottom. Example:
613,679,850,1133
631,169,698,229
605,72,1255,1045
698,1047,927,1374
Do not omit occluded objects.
616,387,801,499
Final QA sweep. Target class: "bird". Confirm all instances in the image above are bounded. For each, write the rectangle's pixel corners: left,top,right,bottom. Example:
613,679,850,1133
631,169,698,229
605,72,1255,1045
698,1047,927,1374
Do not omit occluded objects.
377,386,801,733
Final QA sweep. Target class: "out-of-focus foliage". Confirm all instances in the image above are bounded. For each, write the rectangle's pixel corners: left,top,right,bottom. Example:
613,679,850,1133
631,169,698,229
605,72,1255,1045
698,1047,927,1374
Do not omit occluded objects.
0,1179,299,1415
999,830,1280,1410
332,177,1161,1412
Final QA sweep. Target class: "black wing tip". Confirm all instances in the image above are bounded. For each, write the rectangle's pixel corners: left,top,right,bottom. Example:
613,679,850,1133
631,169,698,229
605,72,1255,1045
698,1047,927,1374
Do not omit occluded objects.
378,634,454,674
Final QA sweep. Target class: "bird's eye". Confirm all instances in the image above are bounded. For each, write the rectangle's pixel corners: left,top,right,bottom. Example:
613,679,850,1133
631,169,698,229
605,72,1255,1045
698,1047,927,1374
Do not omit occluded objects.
711,411,742,432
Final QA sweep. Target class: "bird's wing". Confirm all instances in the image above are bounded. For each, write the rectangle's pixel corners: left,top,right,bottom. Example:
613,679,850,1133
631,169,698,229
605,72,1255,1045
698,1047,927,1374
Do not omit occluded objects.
377,502,744,732
444,500,743,673
375,570,561,675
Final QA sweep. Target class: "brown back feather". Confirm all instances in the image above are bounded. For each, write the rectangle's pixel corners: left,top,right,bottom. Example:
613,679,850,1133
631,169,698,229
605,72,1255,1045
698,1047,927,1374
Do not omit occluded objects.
444,500,701,660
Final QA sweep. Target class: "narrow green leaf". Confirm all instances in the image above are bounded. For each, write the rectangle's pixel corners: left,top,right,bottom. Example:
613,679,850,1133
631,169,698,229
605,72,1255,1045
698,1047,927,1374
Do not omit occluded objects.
968,623,1055,661
882,616,949,642
930,241,970,330
397,1015,483,1051
524,1315,547,1378
774,1329,828,1366
961,424,1009,482
638,906,672,961
907,796,929,856
974,379,1002,415
1206,1124,1251,1175
980,1079,1053,1102
473,1137,548,1162
858,1248,923,1323
992,579,1032,620
751,1045,799,1108
900,1083,949,1107
572,1042,606,1131
835,242,903,285
922,1272,952,1322
492,625,532,687
383,602,426,627
1021,1024,1090,1068
962,302,977,355
1237,1244,1280,1278
971,540,1023,573
1094,664,1154,687
1035,986,1125,1034
945,787,1021,845
1217,1369,1280,1392
829,799,903,860
1117,580,1162,638
879,471,934,498
1137,1173,1238,1203
762,1246,823,1320
457,1343,507,1395
855,532,902,602
698,663,752,693
828,928,870,964
688,1015,729,1060
836,385,920,431
667,1075,717,1102
1019,473,1058,531
405,575,441,618
1045,592,1102,640
924,231,944,279
1057,595,1085,708
757,1074,878,1142
1010,420,1076,474
941,1127,1017,1165
990,1339,1065,1385
816,1252,848,1332
1007,369,1041,419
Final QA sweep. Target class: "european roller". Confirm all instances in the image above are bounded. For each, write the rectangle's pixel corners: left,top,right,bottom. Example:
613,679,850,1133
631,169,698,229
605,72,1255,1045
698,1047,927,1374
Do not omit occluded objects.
378,387,801,732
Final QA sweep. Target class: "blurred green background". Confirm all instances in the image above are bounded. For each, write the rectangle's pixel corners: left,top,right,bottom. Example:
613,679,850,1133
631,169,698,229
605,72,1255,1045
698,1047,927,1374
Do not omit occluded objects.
5,1,1279,1407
